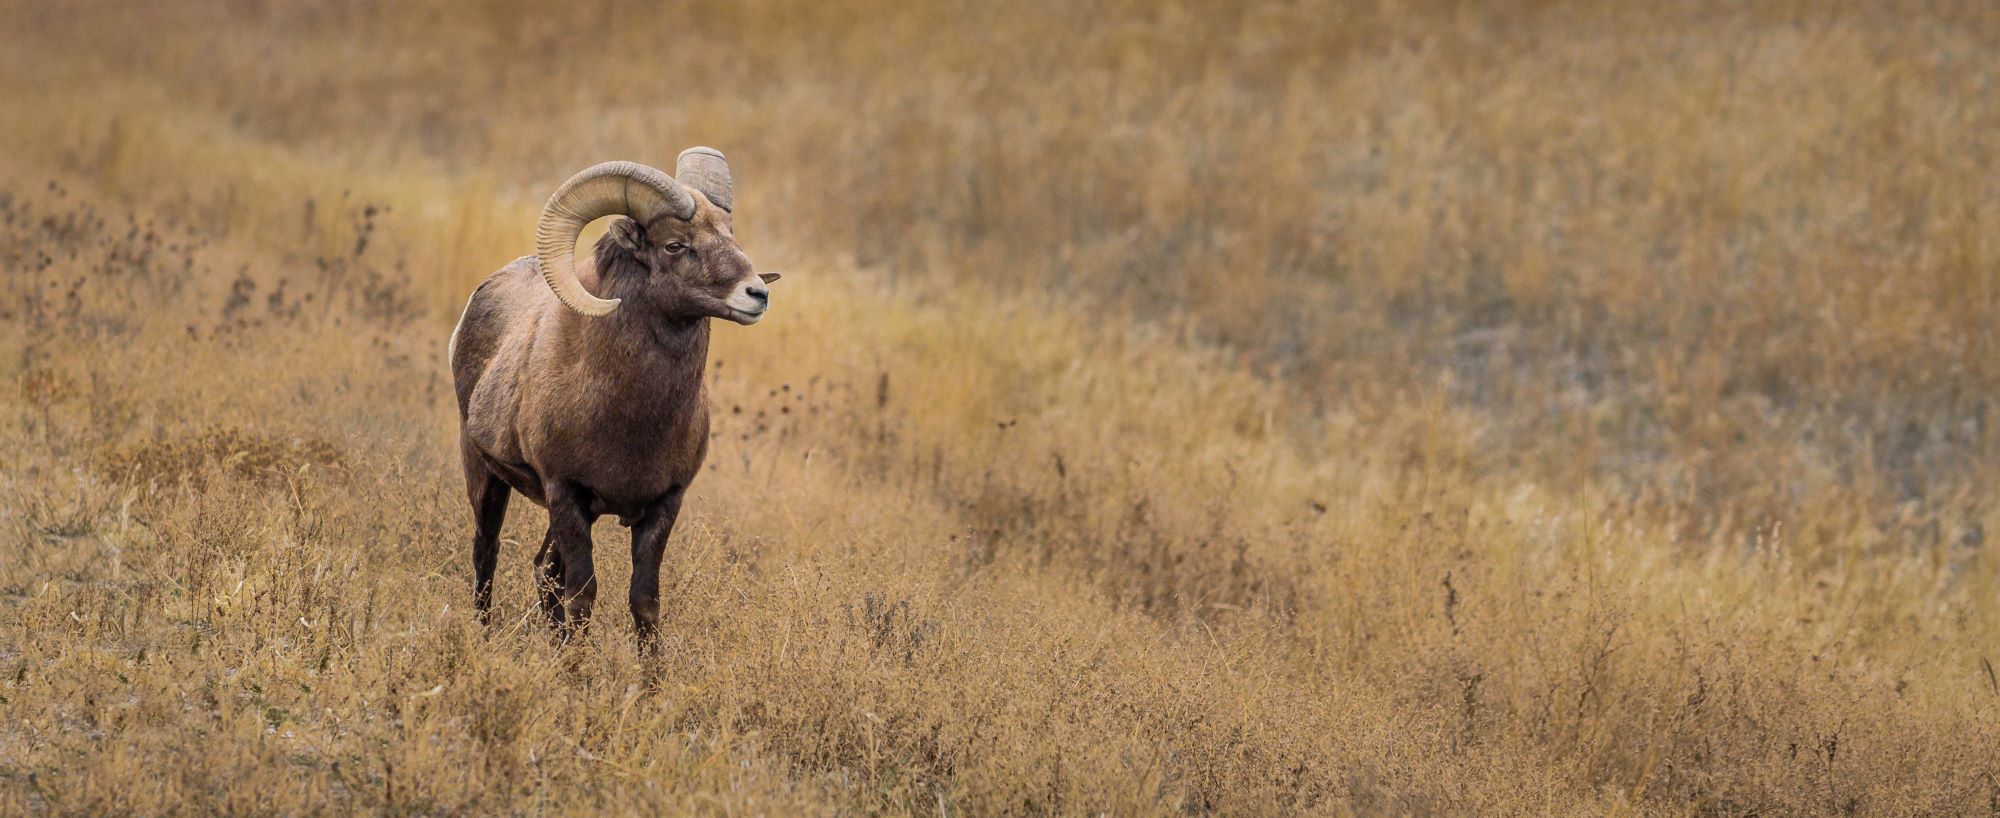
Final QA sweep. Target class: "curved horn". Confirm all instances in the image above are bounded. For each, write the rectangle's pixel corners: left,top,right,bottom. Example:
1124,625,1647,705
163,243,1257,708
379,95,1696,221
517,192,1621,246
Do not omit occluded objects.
676,146,733,213
533,161,695,316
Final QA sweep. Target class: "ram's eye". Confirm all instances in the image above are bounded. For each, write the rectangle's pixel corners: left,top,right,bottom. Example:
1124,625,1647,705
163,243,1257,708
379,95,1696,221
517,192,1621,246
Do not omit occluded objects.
663,242,688,255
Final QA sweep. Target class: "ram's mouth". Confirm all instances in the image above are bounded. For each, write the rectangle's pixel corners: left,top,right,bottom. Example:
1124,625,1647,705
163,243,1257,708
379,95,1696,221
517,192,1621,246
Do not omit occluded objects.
725,307,766,325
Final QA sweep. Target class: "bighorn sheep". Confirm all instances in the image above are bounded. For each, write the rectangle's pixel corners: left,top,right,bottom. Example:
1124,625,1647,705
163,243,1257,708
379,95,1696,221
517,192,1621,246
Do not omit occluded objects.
450,148,778,641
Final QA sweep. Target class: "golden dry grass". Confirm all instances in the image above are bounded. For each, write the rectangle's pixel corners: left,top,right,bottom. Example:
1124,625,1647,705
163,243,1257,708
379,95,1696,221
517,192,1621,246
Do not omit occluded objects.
4,0,2000,814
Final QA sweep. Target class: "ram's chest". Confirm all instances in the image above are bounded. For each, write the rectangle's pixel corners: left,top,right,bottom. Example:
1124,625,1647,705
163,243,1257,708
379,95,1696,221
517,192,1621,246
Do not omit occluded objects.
532,382,709,512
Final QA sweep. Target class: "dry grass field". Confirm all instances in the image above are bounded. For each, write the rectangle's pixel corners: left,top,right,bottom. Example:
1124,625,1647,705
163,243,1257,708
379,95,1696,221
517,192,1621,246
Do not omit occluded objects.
4,0,2000,814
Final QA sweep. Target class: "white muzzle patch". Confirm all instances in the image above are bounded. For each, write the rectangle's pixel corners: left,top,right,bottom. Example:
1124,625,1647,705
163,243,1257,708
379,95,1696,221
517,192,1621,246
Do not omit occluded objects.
724,281,769,324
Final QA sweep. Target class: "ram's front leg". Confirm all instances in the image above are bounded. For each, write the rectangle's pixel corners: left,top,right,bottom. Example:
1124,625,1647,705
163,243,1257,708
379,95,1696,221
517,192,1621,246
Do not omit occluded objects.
628,486,687,650
545,482,598,639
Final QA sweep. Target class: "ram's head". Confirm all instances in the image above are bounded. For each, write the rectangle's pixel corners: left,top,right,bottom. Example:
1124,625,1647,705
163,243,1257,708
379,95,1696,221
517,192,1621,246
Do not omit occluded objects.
533,148,779,324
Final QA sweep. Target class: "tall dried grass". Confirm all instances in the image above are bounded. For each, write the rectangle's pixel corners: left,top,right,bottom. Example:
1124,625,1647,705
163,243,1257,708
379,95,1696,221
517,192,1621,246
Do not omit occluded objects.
3,0,1998,814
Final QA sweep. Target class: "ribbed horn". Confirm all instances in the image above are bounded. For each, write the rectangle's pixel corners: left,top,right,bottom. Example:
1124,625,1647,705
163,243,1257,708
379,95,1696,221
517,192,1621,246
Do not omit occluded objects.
533,161,695,316
676,146,733,213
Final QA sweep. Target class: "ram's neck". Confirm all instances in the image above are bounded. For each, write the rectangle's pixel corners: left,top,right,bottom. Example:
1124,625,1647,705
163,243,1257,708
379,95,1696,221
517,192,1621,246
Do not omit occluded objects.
566,308,710,408
537,250,711,414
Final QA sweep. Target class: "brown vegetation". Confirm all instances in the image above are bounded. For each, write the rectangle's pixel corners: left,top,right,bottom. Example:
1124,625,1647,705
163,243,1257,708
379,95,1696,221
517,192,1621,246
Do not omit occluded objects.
2,0,1998,814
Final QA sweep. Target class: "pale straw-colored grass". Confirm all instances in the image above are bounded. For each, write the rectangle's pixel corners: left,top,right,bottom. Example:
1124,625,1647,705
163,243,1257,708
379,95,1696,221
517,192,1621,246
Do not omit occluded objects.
2,1,1997,814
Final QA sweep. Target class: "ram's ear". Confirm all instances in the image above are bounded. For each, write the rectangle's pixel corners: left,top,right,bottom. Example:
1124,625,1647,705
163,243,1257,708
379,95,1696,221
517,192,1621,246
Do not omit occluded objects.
758,272,782,284
607,217,646,252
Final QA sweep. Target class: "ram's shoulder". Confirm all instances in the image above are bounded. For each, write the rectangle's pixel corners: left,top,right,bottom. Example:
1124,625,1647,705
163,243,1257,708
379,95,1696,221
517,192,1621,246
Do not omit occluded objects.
449,258,541,370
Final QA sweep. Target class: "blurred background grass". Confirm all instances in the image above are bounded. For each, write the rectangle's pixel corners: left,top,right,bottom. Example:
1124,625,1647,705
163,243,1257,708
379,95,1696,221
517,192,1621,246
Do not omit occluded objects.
3,0,1999,814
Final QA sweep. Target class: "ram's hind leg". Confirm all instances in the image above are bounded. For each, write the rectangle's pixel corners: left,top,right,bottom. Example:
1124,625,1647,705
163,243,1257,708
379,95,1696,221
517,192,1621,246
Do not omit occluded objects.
534,530,566,629
464,445,511,625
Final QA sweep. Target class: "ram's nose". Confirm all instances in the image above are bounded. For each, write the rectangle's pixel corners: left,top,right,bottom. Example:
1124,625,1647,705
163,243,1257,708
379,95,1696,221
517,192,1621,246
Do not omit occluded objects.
746,285,769,305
